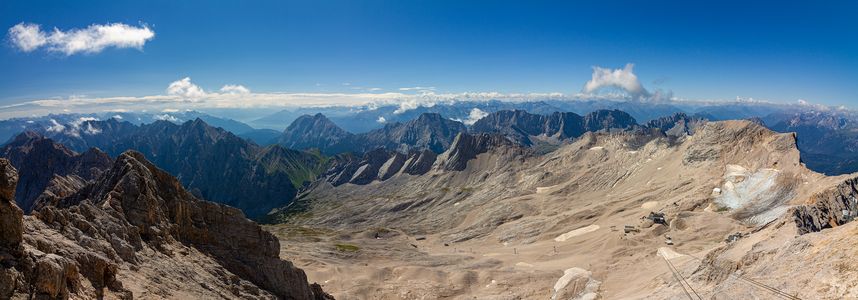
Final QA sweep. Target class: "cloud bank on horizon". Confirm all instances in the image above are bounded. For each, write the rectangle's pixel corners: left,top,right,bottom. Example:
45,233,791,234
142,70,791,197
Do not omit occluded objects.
0,63,827,119
7,22,154,55
0,53,828,122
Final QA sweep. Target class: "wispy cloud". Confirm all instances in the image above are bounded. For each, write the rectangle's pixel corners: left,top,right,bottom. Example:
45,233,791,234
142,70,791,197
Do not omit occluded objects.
0,77,572,118
7,22,155,55
458,108,488,125
398,86,436,91
2,65,820,119
220,84,251,94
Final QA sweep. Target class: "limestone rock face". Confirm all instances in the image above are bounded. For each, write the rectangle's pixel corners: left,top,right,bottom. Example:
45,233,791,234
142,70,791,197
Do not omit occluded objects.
644,112,707,136
0,159,22,253
0,148,331,299
402,150,437,175
792,177,858,234
0,132,111,212
471,109,637,145
441,133,518,171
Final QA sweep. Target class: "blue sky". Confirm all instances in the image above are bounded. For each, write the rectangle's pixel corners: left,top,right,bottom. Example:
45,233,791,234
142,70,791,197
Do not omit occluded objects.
1,0,857,114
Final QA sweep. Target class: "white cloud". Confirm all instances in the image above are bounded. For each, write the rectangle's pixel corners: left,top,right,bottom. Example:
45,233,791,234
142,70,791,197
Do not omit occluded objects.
399,86,436,91
161,108,180,113
70,117,97,129
167,77,207,99
46,119,65,132
368,87,383,92
84,123,101,135
583,63,649,99
220,84,250,94
394,98,438,114
461,108,488,125
111,115,123,120
8,23,47,51
376,116,387,123
7,22,155,55
154,114,179,122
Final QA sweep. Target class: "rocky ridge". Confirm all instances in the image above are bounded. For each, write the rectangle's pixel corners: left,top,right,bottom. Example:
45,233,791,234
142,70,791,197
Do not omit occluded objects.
33,119,328,218
0,149,332,299
0,132,111,213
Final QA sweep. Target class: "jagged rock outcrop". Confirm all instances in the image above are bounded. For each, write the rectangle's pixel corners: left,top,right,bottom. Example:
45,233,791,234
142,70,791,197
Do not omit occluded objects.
323,148,440,186
792,177,858,234
37,119,328,218
1,132,111,213
0,159,22,253
471,109,637,145
581,109,637,132
440,133,518,171
402,150,437,176
377,152,406,181
359,113,468,154
0,150,332,299
346,149,397,185
277,113,468,155
644,112,707,136
325,149,411,186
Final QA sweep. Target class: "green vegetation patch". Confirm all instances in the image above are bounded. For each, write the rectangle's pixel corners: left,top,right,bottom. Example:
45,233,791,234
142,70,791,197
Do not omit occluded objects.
334,243,360,252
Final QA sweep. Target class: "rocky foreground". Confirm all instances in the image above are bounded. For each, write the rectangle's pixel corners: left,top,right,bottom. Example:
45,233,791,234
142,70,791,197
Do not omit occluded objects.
0,148,331,299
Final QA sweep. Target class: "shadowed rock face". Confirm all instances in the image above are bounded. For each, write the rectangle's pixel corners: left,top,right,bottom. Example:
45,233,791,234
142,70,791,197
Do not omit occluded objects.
35,119,328,219
0,132,111,213
358,113,468,154
643,112,708,136
471,109,637,145
0,159,22,253
0,148,332,299
277,113,356,155
792,177,858,234
441,132,519,171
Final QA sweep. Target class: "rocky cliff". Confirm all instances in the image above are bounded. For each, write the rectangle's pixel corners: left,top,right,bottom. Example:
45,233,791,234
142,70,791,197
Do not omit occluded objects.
0,132,111,213
792,177,858,234
0,151,332,299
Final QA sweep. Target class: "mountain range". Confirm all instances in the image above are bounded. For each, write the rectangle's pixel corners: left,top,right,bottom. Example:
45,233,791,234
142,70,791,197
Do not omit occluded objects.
6,103,858,298
6,104,858,221
12,118,327,218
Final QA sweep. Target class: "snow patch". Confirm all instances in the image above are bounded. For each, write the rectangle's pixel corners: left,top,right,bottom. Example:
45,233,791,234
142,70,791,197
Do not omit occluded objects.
657,247,685,260
641,201,659,210
552,267,601,300
554,225,600,242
